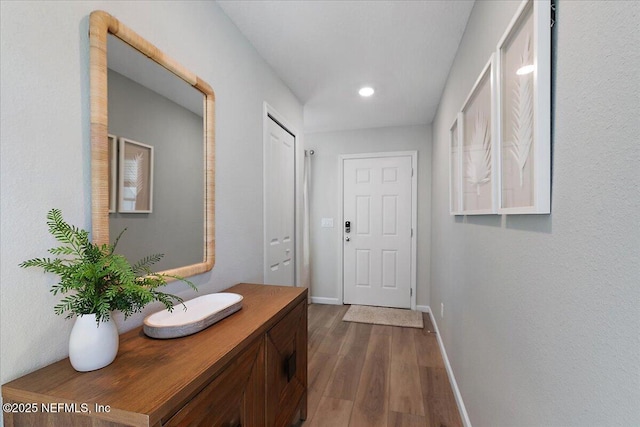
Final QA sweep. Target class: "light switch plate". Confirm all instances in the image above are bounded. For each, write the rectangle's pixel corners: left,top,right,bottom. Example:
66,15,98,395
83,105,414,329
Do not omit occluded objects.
321,218,334,228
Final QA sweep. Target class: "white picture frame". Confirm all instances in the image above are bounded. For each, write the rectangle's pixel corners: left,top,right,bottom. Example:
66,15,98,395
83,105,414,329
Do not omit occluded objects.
118,137,154,214
460,54,499,215
108,134,118,213
449,114,463,215
496,0,551,214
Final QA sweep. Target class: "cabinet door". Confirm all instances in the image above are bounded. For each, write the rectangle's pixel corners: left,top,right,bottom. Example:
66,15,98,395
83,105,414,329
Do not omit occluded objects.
265,301,307,427
165,338,265,427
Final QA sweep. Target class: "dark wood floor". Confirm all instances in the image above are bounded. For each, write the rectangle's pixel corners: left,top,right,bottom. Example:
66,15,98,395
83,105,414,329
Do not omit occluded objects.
302,304,463,427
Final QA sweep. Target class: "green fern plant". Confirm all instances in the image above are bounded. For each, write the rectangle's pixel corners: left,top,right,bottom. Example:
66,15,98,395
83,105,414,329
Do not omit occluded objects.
20,209,196,324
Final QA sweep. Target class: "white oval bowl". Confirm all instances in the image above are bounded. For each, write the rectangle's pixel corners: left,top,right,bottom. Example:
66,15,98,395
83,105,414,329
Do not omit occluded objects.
143,293,243,339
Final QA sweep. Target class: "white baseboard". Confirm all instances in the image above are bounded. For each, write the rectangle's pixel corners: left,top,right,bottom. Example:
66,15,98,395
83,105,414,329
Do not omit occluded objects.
310,296,341,305
416,304,430,313
427,309,472,427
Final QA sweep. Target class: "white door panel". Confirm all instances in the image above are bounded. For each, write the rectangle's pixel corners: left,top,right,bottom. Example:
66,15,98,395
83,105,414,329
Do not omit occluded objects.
343,156,412,308
265,116,295,286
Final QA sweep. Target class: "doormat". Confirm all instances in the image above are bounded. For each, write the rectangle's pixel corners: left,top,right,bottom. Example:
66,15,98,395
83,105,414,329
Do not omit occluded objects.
342,305,424,329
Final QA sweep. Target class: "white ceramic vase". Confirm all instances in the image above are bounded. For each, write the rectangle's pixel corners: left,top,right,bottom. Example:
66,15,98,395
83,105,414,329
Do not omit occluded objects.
68,313,119,372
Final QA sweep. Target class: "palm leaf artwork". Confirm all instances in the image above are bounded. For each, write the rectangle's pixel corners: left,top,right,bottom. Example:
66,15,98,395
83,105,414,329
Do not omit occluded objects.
133,152,146,197
509,33,534,187
465,111,491,196
124,152,145,199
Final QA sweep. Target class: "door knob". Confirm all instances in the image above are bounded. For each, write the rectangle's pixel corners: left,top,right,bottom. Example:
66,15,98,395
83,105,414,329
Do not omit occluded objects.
345,236,350,242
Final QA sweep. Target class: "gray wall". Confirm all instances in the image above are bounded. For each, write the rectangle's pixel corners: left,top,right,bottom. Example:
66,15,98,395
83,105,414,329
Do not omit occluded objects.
0,0,303,395
306,125,431,307
430,1,640,425
108,69,204,272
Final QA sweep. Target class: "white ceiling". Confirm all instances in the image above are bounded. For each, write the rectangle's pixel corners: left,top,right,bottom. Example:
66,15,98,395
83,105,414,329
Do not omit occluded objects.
217,0,474,133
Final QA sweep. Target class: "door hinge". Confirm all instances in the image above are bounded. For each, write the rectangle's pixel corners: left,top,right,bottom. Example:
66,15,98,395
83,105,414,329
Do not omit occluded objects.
411,228,414,237
410,288,413,297
411,168,414,177
550,0,556,28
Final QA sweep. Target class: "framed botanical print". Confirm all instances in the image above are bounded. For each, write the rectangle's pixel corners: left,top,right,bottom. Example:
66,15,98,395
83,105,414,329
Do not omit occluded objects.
118,137,154,213
449,115,463,215
460,55,498,215
496,0,551,214
108,134,117,213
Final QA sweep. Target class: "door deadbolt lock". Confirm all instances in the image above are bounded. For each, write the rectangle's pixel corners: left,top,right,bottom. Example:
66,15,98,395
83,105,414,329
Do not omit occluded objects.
345,221,351,233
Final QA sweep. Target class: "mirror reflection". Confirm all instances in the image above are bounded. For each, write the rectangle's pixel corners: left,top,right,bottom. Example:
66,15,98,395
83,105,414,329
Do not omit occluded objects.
106,35,205,272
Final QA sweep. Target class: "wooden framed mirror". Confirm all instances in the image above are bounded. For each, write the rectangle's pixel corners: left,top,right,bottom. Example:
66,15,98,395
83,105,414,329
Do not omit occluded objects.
90,10,214,278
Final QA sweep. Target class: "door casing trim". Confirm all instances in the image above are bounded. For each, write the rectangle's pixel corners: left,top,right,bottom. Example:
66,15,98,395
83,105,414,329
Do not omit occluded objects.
338,151,418,310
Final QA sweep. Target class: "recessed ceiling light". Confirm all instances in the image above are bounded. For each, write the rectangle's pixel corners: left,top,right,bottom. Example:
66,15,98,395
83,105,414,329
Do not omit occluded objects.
359,86,375,97
516,64,535,75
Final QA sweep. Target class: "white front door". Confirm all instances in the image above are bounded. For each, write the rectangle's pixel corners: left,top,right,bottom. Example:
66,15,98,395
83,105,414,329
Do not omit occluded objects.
343,155,413,308
264,116,295,286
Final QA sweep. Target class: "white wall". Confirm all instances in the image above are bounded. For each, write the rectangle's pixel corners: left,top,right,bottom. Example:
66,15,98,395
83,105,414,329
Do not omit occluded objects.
306,125,431,307
430,1,640,425
0,0,302,390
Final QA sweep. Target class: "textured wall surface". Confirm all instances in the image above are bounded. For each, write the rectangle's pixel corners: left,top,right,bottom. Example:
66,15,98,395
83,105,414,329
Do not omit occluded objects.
306,125,431,307
430,1,640,425
0,0,302,392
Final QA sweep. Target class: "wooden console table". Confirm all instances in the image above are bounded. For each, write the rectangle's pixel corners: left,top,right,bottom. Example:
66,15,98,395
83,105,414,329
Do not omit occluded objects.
2,283,308,427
